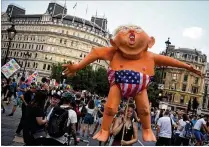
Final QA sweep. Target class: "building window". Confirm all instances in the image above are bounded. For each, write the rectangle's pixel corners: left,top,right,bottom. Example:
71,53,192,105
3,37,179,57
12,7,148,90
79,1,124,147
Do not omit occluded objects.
64,40,67,45
195,56,198,61
47,65,51,70
43,64,46,70
184,75,188,81
192,86,198,94
180,96,184,104
172,73,177,80
194,77,199,84
33,62,35,68
35,63,38,68
35,53,38,58
27,62,30,67
60,39,62,43
182,84,187,91
163,72,166,79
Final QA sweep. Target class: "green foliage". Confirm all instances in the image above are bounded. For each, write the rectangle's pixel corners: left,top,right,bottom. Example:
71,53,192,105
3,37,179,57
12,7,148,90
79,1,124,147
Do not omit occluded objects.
51,63,109,96
147,68,162,107
50,62,63,83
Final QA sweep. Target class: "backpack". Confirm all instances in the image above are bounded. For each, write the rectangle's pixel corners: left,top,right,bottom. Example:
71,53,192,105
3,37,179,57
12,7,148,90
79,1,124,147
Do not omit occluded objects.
81,105,87,117
47,106,69,138
183,122,193,139
75,104,82,117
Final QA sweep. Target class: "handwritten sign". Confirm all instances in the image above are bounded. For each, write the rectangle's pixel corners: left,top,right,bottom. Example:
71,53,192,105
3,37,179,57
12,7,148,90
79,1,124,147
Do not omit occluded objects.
1,59,21,79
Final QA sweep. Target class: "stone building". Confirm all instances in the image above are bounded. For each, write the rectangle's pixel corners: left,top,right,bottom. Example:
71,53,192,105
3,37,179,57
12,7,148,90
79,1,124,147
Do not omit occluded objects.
159,45,207,111
202,63,209,111
1,2,110,81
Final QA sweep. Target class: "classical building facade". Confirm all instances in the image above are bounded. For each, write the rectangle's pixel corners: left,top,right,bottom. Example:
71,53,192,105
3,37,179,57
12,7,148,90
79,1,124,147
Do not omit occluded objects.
159,45,207,111
202,63,209,111
1,2,110,81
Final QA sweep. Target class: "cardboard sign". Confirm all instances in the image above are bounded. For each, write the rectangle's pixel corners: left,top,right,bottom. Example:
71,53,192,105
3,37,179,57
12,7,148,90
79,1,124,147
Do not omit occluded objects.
1,59,21,79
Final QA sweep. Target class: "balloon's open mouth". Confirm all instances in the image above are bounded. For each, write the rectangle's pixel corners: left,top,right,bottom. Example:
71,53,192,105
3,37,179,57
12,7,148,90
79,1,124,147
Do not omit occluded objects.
129,33,135,45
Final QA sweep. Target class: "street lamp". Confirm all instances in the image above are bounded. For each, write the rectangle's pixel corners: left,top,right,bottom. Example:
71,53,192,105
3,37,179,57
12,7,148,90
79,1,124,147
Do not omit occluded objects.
23,51,31,77
4,24,17,64
161,38,171,84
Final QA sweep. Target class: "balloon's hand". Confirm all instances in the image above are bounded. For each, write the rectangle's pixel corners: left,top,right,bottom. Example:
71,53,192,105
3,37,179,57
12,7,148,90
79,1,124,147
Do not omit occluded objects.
62,63,78,77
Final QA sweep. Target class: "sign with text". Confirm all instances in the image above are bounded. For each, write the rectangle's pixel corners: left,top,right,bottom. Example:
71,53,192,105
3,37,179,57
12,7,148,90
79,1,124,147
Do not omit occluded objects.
1,59,21,79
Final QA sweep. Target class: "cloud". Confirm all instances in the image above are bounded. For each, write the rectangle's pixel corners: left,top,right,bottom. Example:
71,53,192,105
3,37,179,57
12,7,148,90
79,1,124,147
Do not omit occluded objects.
182,27,203,39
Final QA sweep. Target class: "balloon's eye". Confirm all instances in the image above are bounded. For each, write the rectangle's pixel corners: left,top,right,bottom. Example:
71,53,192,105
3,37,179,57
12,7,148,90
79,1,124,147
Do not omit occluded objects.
120,26,129,32
135,27,143,33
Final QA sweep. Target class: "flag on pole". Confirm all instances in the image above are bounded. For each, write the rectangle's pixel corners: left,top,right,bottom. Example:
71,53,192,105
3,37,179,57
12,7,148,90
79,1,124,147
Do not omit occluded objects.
100,13,105,34
93,10,97,30
72,2,77,24
61,0,67,23
83,4,88,26
86,5,88,14
73,2,77,9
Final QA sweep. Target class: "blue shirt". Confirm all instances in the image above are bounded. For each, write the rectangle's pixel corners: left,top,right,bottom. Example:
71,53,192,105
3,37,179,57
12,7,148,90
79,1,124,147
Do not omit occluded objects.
19,83,27,93
16,91,23,99
192,120,197,126
95,100,101,107
12,82,17,89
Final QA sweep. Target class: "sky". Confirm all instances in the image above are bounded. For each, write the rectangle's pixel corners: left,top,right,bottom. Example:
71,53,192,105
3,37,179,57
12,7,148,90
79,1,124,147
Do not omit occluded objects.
2,0,209,58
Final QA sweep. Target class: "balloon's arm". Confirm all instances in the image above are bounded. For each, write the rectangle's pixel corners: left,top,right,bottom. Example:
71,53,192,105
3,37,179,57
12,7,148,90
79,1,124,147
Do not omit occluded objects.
76,47,115,71
154,53,191,70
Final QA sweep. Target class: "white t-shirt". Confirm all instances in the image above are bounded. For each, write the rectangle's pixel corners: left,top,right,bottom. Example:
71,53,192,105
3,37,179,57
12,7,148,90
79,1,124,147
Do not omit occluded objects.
193,118,206,130
157,116,175,138
85,106,95,115
176,119,186,134
47,105,77,144
179,120,189,138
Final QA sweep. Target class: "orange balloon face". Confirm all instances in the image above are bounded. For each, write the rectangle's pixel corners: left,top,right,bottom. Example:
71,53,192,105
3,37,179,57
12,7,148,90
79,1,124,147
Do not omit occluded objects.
113,26,151,56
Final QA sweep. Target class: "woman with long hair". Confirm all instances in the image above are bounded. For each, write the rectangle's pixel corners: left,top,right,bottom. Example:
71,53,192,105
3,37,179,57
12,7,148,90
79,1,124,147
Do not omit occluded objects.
81,99,96,138
23,90,48,145
111,104,138,146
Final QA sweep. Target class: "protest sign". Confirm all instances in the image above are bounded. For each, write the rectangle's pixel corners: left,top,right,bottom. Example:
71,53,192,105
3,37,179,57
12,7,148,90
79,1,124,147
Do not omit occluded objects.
1,59,21,79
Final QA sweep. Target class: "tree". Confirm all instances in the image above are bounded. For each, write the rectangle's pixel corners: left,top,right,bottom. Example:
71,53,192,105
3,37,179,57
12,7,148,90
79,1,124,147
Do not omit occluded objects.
50,62,63,83
147,68,163,107
64,65,109,96
94,67,109,96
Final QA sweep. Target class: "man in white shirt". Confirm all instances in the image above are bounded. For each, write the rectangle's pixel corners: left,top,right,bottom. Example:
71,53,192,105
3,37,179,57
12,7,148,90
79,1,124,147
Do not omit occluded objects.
46,92,78,145
193,115,209,146
156,110,176,146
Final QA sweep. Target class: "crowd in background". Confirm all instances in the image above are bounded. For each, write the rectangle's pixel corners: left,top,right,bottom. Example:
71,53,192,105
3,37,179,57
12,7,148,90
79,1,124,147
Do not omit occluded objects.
1,76,209,146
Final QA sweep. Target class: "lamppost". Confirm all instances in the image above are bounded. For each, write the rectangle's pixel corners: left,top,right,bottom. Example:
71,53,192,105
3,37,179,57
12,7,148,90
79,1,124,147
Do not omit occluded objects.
161,38,171,84
4,24,17,64
23,51,31,77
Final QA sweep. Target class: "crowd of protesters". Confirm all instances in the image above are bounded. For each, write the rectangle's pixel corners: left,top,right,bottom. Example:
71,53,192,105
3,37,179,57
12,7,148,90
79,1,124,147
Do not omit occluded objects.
1,76,209,146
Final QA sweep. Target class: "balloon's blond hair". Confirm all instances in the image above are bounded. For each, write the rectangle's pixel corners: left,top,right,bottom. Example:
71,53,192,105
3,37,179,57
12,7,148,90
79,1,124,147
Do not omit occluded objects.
113,24,141,37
